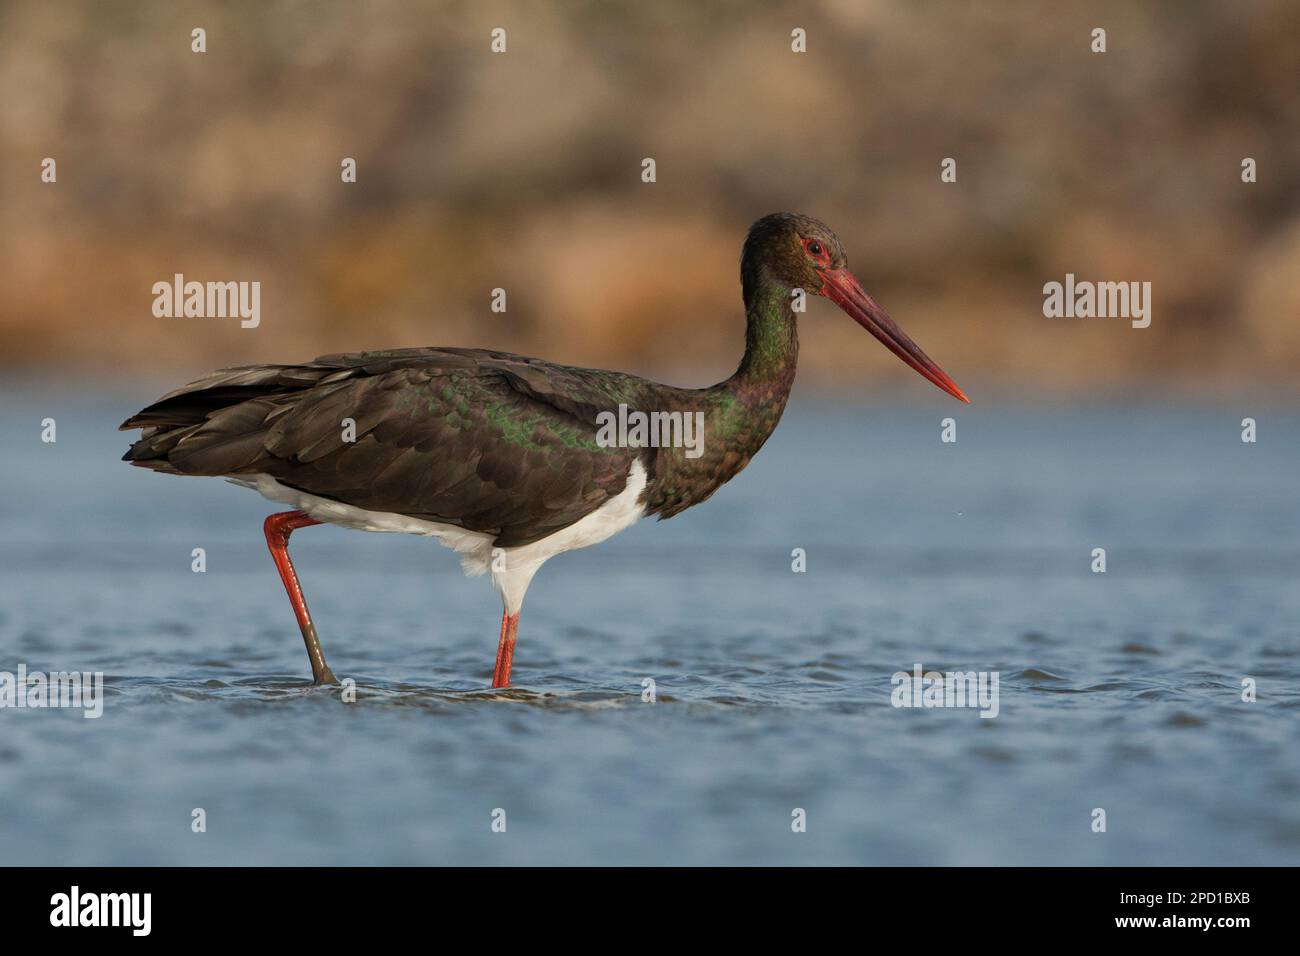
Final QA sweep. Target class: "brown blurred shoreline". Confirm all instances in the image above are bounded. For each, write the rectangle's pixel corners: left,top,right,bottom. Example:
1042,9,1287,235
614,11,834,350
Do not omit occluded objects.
2,1,1297,394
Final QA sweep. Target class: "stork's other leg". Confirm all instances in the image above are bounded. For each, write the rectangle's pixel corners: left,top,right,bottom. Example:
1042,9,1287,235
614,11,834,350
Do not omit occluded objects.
263,511,338,685
492,609,520,688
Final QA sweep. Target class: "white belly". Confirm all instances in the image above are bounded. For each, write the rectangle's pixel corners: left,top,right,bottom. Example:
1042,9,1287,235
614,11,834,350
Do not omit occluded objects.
231,459,648,613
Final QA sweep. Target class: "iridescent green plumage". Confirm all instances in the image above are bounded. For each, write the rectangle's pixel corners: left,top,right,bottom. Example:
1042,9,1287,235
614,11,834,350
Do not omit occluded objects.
121,214,846,545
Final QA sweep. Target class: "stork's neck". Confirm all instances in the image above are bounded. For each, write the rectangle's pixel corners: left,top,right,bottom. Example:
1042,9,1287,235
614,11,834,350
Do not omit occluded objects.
641,267,799,520
728,262,799,399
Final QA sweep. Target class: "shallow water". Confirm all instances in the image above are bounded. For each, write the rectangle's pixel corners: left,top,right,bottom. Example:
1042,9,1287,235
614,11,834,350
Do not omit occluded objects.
2,388,1299,865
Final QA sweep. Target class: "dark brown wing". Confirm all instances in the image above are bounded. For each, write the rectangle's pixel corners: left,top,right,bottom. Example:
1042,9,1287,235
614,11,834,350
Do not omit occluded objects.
120,348,645,546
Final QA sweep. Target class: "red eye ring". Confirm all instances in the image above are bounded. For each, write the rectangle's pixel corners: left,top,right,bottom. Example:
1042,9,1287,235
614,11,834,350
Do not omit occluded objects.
803,238,829,263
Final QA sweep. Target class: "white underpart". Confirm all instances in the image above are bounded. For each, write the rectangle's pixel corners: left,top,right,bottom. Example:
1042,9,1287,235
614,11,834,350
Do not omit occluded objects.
231,459,648,615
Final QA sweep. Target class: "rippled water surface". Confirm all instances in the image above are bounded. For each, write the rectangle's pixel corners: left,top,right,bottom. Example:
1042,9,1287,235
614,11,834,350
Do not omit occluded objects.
3,389,1299,864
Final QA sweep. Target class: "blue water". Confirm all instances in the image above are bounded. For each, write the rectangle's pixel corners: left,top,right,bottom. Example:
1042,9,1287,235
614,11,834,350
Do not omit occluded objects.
2,387,1299,865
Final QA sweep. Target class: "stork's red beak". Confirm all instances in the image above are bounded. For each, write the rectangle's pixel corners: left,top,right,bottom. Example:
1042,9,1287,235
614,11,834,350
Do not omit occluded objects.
819,267,970,403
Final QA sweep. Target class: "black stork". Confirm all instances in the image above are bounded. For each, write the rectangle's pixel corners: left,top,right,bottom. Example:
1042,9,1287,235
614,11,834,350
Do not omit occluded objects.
121,213,968,688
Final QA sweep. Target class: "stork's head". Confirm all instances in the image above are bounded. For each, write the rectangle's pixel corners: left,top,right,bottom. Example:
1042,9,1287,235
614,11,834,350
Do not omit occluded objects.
742,212,969,403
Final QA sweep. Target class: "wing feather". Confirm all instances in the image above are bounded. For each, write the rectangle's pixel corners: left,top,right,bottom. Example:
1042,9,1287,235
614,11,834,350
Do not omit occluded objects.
121,348,645,546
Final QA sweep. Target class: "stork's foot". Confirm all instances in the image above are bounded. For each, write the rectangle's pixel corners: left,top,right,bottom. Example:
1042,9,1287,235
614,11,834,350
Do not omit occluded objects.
492,611,520,688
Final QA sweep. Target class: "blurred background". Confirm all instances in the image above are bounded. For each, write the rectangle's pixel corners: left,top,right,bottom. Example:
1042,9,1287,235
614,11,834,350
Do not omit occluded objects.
3,0,1298,397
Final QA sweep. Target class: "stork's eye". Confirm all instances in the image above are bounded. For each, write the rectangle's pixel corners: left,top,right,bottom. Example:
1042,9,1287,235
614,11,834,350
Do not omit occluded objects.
807,241,823,256
803,238,828,263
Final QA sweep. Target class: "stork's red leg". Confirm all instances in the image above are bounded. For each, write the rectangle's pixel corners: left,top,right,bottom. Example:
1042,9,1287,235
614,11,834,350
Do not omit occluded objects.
263,511,338,685
492,610,519,688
